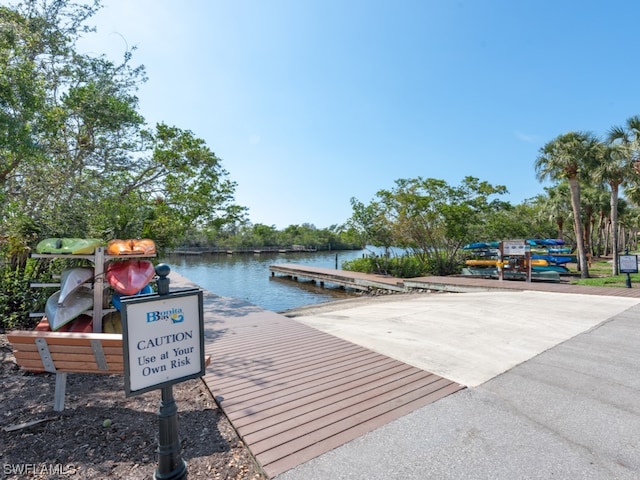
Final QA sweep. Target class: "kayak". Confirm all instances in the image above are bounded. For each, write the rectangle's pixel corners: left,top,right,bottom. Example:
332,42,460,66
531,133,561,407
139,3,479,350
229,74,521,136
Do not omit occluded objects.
45,287,94,331
463,241,500,250
106,259,155,295
531,254,573,265
58,267,94,305
36,238,103,255
465,259,549,267
107,238,156,256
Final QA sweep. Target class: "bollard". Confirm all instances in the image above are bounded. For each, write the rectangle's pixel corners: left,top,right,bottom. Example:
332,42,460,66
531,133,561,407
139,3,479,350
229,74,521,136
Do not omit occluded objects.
153,264,187,480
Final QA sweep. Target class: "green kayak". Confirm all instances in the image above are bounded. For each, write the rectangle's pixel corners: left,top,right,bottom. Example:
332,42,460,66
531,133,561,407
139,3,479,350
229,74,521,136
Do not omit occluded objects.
36,238,103,255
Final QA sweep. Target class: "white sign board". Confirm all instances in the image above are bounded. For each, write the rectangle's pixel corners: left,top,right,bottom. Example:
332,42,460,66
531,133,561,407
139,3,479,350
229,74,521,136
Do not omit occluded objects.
502,240,529,256
122,289,205,396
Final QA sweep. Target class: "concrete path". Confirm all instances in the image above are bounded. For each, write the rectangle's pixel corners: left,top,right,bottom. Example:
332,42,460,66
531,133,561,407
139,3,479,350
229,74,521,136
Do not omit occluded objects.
288,291,640,387
279,297,640,480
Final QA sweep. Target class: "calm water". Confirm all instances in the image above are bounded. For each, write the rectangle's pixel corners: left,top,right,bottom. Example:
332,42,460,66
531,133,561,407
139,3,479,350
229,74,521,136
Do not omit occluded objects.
161,249,370,312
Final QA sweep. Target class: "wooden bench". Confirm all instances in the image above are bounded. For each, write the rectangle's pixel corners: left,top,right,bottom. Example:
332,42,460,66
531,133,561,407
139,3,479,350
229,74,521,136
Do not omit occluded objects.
7,331,126,411
7,330,209,411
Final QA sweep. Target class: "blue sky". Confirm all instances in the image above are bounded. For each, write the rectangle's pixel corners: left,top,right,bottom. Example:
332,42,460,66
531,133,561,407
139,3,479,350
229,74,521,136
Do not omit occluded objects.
76,0,640,229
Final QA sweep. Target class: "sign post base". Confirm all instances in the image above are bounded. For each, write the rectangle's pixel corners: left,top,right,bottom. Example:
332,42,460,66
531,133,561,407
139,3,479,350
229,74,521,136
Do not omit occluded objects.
153,385,187,480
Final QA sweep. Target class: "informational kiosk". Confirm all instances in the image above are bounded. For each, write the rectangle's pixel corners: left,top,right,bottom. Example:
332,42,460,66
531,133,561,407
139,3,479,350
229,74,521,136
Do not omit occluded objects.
499,240,532,282
121,264,204,480
619,252,638,288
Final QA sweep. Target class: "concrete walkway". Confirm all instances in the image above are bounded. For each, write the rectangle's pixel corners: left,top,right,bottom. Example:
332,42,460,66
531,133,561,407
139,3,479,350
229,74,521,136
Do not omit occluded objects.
287,291,640,387
279,293,640,479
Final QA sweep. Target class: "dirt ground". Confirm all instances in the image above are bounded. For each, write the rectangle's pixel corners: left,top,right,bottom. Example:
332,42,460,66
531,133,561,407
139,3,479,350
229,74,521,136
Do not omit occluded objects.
0,334,266,480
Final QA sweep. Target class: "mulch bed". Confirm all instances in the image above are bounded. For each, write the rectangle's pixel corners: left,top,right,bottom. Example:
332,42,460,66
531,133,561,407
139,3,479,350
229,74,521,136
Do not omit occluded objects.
0,334,266,480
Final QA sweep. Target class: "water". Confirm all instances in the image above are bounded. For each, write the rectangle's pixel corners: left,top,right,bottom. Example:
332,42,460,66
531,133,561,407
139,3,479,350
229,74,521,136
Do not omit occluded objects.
161,249,370,312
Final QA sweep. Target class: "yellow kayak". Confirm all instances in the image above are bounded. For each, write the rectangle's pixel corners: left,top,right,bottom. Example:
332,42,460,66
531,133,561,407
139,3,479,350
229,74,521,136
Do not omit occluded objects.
465,259,549,267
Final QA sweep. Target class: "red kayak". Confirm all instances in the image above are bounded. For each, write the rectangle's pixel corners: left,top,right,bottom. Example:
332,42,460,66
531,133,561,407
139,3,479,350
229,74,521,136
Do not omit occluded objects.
106,260,155,295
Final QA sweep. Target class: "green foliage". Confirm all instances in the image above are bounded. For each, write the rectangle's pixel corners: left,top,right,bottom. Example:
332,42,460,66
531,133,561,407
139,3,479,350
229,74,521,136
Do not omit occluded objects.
0,1,246,323
348,176,509,276
0,257,51,330
186,222,362,251
342,251,461,278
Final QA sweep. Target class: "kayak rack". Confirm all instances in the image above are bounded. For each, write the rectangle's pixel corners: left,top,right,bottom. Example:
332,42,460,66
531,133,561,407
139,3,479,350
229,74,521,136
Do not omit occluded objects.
30,247,155,333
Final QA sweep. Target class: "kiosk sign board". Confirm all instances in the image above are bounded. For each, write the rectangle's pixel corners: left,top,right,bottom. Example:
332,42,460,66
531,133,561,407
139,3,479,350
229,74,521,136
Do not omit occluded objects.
619,255,639,274
121,288,205,397
502,240,529,256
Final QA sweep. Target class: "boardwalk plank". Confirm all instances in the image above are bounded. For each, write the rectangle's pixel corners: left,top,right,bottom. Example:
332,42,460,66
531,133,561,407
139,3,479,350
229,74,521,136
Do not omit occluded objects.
262,382,464,477
202,306,465,478
229,361,411,427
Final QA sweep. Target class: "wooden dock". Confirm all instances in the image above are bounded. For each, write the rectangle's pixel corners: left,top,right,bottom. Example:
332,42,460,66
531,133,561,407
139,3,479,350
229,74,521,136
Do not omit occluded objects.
200,296,464,478
269,264,406,292
269,263,640,298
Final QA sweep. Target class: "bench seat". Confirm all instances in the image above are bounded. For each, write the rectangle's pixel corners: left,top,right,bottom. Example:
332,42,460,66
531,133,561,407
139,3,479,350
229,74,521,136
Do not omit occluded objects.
7,331,124,374
7,330,210,411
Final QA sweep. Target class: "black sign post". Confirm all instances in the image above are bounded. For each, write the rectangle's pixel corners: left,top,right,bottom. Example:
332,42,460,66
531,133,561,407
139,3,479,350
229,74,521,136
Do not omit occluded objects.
121,264,205,480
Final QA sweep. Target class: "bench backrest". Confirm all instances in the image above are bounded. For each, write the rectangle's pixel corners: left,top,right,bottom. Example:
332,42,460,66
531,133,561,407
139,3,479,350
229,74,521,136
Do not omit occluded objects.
7,331,124,374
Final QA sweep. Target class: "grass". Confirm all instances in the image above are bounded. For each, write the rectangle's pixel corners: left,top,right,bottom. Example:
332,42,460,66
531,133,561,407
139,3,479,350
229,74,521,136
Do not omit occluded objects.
571,257,640,288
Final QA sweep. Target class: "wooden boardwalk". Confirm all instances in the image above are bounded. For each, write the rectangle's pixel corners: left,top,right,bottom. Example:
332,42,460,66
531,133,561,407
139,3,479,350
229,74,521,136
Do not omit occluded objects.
199,297,464,478
270,263,640,298
194,268,640,478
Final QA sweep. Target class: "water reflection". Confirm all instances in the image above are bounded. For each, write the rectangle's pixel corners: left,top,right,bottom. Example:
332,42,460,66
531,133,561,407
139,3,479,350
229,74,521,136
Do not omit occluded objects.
161,249,367,312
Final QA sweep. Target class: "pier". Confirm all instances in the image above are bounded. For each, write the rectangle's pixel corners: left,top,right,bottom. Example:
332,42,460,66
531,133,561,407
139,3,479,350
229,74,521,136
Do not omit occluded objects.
269,263,640,297
269,264,406,292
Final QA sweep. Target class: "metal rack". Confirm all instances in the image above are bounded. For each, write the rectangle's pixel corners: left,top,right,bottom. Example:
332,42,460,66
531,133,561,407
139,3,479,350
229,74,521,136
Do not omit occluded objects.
31,247,155,333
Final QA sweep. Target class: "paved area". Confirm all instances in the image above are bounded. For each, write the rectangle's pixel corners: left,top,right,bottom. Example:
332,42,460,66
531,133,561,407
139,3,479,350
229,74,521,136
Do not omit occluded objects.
288,291,640,387
279,293,640,479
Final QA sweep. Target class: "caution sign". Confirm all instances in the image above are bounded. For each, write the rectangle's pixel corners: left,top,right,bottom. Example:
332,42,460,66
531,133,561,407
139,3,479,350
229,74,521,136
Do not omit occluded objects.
121,288,205,396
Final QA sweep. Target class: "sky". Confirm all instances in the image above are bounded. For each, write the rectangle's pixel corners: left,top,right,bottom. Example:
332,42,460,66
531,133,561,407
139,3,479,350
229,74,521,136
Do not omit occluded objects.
70,0,640,229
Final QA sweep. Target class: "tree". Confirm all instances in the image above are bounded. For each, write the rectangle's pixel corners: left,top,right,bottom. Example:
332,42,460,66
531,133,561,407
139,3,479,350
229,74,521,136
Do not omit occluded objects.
0,0,246,325
350,176,508,276
606,116,640,273
535,132,600,278
536,183,571,241
1,1,245,247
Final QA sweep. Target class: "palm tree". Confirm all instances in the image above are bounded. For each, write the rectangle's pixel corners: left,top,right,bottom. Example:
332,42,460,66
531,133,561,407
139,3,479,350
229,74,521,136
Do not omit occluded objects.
535,131,600,278
607,115,640,273
537,183,571,241
608,115,640,173
593,141,631,274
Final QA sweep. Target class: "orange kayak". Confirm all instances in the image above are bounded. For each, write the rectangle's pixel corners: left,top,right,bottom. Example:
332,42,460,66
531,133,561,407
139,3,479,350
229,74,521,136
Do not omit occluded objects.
107,238,156,256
